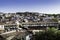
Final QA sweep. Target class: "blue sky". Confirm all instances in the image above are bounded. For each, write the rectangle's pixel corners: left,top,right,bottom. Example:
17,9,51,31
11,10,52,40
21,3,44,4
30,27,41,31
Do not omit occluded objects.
0,0,60,14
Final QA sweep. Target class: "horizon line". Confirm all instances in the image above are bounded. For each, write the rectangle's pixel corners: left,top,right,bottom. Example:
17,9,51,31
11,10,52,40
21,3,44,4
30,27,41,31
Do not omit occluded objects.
0,11,60,14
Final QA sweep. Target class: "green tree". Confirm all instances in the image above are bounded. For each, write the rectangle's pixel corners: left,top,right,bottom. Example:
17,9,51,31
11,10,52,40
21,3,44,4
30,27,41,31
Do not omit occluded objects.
33,27,60,40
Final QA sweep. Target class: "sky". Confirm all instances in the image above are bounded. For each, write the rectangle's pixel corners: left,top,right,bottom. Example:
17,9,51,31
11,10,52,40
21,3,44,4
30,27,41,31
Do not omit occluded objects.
0,0,60,14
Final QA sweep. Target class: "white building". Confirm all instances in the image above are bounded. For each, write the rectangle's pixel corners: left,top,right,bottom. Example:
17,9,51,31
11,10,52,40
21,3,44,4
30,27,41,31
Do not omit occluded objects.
0,25,4,33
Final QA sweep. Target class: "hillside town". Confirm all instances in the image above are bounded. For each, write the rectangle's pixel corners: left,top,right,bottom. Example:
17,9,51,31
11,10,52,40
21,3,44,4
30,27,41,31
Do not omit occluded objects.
0,12,60,24
0,12,60,40
0,12,60,32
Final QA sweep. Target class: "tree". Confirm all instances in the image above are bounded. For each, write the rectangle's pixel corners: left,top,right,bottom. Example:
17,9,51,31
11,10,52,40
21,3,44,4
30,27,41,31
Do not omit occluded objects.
32,27,60,40
52,18,58,22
